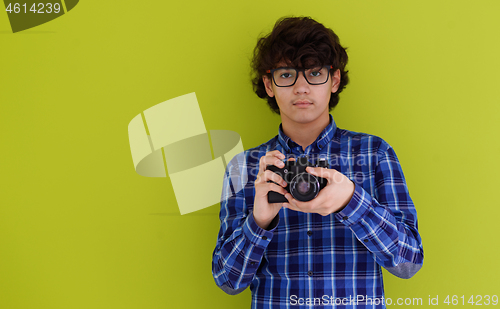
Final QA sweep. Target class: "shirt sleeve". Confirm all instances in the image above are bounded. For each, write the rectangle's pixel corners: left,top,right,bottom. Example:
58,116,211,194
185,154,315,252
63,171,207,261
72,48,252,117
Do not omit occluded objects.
212,154,279,295
334,141,424,279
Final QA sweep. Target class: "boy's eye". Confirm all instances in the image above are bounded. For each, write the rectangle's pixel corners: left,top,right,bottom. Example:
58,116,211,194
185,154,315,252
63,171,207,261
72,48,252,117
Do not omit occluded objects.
274,68,296,80
307,67,324,77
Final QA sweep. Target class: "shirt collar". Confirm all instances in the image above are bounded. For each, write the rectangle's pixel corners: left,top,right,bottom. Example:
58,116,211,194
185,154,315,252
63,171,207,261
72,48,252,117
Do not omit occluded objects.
277,114,337,153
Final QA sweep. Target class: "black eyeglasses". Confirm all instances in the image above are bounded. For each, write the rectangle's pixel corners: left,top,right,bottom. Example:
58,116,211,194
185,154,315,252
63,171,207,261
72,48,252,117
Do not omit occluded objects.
266,65,334,87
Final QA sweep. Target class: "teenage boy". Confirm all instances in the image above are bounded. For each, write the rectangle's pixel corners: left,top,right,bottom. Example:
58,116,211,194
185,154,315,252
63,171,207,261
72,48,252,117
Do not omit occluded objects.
212,16,423,308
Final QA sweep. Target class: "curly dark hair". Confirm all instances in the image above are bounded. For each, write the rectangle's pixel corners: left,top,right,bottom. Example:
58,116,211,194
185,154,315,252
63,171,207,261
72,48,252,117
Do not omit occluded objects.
251,16,349,114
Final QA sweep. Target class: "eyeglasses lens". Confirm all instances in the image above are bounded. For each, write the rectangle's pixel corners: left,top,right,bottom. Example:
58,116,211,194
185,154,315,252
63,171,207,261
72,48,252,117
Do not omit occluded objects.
273,67,330,87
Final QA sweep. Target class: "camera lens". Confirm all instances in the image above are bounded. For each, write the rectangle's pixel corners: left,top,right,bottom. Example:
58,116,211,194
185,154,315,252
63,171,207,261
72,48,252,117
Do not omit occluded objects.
290,173,320,202
296,180,311,196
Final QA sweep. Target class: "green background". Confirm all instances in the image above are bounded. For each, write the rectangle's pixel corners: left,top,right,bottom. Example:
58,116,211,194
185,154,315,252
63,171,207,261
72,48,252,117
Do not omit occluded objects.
1,0,499,308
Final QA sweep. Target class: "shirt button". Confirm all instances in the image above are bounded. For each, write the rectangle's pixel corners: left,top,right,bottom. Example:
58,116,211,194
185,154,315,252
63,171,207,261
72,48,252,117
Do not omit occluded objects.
250,261,256,265
307,230,313,236
262,236,268,240
307,271,313,277
363,239,369,243
343,216,349,220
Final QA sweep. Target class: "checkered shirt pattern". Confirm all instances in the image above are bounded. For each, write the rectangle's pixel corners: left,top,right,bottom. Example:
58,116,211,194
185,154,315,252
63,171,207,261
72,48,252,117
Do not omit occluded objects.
212,115,424,308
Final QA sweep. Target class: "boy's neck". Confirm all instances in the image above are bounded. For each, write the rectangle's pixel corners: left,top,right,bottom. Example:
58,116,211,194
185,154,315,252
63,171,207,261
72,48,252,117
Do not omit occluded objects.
280,113,331,151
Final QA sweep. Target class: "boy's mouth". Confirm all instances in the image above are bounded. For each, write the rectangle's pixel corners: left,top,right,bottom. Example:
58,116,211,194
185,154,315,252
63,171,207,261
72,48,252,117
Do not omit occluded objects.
293,100,313,107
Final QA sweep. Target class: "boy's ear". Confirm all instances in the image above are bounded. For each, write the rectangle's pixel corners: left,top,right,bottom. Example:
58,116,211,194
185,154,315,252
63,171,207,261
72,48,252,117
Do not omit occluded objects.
331,69,341,93
263,75,275,97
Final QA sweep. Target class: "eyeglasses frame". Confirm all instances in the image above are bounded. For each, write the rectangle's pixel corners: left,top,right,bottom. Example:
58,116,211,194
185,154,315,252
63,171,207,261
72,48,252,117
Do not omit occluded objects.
266,65,334,87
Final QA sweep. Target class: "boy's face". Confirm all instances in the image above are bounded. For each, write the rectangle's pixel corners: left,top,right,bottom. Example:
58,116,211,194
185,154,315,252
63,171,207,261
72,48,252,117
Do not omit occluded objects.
263,67,341,126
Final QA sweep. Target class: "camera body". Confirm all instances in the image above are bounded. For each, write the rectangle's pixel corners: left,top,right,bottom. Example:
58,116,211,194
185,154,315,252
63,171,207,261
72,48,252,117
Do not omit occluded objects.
266,155,329,203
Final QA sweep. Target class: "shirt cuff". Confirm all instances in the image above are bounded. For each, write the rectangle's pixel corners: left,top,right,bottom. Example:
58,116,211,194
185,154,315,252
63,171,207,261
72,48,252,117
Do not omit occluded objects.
242,211,278,248
335,182,372,226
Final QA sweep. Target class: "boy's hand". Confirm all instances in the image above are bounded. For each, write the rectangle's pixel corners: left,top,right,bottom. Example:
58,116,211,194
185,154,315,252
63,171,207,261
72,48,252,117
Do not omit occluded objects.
253,150,291,230
283,166,355,216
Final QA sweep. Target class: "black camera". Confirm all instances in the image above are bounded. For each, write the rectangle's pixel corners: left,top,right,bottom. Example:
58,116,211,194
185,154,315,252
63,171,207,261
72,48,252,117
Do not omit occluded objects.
266,155,328,203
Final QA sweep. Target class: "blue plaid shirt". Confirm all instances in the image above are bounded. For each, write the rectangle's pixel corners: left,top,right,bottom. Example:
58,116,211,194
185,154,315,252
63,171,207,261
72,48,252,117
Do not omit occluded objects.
212,115,423,308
